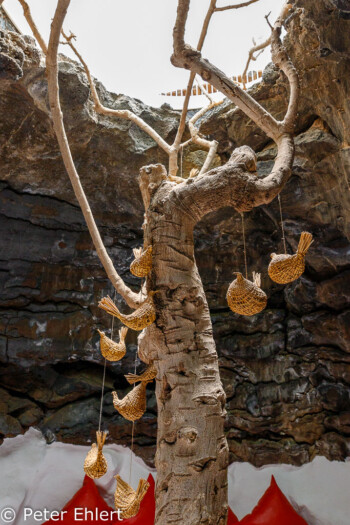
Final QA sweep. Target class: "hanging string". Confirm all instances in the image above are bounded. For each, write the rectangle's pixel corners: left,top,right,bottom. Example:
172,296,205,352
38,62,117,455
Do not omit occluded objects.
180,145,183,178
241,212,248,279
278,194,287,255
98,290,116,432
128,350,138,485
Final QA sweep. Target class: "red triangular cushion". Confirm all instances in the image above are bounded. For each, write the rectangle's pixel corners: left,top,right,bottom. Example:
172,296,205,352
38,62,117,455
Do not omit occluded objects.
119,473,155,524
239,475,308,525
45,475,115,524
45,473,237,525
228,506,239,523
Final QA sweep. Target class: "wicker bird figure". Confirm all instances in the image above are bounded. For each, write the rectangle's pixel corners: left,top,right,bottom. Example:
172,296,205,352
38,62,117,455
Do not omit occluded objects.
98,292,158,331
268,232,313,284
98,327,128,362
125,363,157,385
112,381,149,421
130,246,152,278
227,271,267,316
114,475,150,519
84,431,108,479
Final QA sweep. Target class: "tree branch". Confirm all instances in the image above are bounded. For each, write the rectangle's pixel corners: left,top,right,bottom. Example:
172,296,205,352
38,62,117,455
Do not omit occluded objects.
16,0,47,54
241,36,270,90
172,0,283,142
171,134,293,222
187,95,223,175
46,0,141,308
272,4,298,133
171,0,217,174
170,0,299,223
61,30,172,157
214,0,260,12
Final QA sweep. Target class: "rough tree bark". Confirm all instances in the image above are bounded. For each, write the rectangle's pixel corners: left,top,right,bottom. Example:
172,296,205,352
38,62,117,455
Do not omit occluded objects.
17,0,299,524
138,146,296,525
138,2,299,522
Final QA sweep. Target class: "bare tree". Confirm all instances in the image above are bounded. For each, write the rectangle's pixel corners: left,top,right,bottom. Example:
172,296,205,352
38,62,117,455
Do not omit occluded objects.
16,0,298,523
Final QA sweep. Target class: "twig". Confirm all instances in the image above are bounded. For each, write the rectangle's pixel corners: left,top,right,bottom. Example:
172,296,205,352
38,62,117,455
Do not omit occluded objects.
187,98,223,175
16,0,47,54
265,11,273,30
196,76,213,104
241,36,270,90
214,0,260,12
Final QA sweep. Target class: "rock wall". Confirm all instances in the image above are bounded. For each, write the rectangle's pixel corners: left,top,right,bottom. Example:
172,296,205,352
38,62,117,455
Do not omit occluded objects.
0,0,349,468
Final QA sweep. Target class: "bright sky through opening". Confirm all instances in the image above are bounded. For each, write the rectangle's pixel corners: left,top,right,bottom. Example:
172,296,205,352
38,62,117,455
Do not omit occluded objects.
4,0,283,109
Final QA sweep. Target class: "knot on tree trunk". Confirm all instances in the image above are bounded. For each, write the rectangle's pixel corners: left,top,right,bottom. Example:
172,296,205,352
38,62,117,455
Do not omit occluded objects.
139,163,168,211
229,145,257,173
171,43,201,69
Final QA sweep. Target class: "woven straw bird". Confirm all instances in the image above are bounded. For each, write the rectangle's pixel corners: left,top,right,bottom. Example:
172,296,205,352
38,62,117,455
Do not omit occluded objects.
98,327,128,361
114,475,150,519
84,431,108,479
227,271,267,316
112,381,149,421
268,232,313,284
125,363,157,385
130,245,152,278
98,292,158,331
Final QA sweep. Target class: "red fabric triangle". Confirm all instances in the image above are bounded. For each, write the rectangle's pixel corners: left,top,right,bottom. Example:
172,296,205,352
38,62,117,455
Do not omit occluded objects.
238,475,308,525
45,475,115,524
228,505,239,523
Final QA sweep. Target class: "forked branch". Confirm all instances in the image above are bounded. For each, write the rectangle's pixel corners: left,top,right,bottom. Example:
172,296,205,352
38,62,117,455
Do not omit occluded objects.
61,28,221,178
171,0,299,220
17,0,224,309
60,30,172,158
242,36,270,90
17,0,218,182
172,0,297,141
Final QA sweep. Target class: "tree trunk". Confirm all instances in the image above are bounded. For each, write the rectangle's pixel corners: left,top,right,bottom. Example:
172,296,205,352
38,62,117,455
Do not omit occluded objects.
138,165,229,525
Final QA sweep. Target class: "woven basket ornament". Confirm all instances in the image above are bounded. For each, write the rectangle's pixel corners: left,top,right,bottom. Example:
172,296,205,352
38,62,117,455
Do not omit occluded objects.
130,246,152,278
98,327,128,362
268,232,313,284
114,475,150,519
84,430,108,479
98,292,157,331
227,272,267,316
125,363,157,385
112,381,149,421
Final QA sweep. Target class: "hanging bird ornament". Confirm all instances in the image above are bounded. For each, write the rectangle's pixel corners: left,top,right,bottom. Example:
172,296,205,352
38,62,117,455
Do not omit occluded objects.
112,381,150,421
125,363,157,385
130,245,152,278
98,291,158,331
227,271,267,316
98,327,128,362
114,475,150,519
84,430,108,479
268,231,313,284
